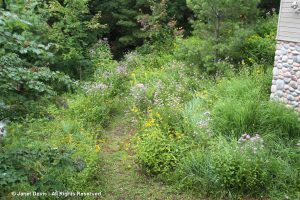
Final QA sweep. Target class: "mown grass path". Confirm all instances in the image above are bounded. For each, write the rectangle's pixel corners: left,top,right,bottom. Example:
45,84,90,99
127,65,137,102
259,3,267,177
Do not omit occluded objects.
99,116,197,200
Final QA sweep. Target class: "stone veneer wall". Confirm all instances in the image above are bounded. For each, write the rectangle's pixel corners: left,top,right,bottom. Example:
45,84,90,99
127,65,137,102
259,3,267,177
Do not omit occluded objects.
271,41,300,112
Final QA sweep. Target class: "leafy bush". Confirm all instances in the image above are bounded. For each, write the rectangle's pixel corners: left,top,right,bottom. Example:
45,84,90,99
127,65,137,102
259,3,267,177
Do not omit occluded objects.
0,54,72,120
1,102,103,197
0,8,73,120
135,127,189,175
174,37,216,74
0,147,75,196
242,15,277,66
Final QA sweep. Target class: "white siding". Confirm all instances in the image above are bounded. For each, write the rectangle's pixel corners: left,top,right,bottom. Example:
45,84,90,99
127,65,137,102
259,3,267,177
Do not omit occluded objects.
277,0,300,43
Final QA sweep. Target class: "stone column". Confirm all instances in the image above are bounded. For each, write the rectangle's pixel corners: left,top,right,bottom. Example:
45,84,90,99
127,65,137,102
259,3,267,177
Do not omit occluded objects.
270,41,300,112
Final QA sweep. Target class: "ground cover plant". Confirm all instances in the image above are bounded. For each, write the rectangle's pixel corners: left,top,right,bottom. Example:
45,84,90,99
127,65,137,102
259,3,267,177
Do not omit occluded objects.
0,0,299,199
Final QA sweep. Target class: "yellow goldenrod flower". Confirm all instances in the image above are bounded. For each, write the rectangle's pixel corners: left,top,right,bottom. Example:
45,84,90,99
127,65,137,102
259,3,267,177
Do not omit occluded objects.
95,144,101,152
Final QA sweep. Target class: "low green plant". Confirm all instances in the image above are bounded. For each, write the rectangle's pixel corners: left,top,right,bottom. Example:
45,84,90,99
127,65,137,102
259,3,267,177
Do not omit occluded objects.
135,126,189,175
65,92,113,128
180,136,299,199
0,147,76,196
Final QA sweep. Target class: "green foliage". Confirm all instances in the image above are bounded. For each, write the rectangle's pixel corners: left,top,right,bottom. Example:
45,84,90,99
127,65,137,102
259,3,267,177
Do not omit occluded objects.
180,136,299,198
45,0,106,79
210,70,300,139
90,41,131,98
187,0,260,61
65,93,113,128
174,37,216,73
258,102,300,139
135,127,189,175
1,97,104,198
0,54,72,98
0,1,298,199
242,15,277,66
0,8,73,120
0,147,75,196
181,0,265,73
137,0,178,51
90,0,190,57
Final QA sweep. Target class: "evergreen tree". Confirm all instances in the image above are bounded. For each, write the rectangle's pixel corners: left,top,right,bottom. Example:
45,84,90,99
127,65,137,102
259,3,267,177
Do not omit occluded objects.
188,0,260,63
90,0,191,58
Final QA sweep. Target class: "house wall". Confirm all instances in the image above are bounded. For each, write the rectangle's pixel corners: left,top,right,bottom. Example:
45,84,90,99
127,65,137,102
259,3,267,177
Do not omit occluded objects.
271,0,300,111
271,41,300,112
277,0,300,43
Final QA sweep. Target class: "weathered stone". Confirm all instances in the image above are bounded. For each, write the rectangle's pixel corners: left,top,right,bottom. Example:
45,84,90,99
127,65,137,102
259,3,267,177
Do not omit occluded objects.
291,101,298,108
284,44,290,49
283,63,291,69
282,68,288,73
276,80,284,90
282,55,288,62
271,85,277,93
284,72,291,77
276,63,283,69
271,41,300,112
296,71,300,79
290,81,298,89
276,90,284,98
287,95,295,101
273,68,279,76
284,78,291,83
294,55,300,63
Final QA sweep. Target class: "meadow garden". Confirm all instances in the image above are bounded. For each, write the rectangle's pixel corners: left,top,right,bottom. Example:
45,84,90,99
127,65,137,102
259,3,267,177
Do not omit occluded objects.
0,0,299,199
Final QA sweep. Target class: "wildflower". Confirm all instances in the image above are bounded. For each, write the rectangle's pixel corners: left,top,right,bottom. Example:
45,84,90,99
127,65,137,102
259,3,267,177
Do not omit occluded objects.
131,107,139,113
84,82,109,93
136,83,146,90
95,144,101,152
65,134,73,144
116,65,127,75
155,112,161,117
145,119,155,127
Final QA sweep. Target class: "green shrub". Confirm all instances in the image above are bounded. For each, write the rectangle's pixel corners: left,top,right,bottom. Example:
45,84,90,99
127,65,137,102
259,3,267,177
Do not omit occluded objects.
242,15,277,66
174,37,218,74
135,127,189,175
0,147,75,196
1,116,102,198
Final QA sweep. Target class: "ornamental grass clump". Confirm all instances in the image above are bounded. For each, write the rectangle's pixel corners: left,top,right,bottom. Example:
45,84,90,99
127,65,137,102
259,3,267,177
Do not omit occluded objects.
180,136,299,198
